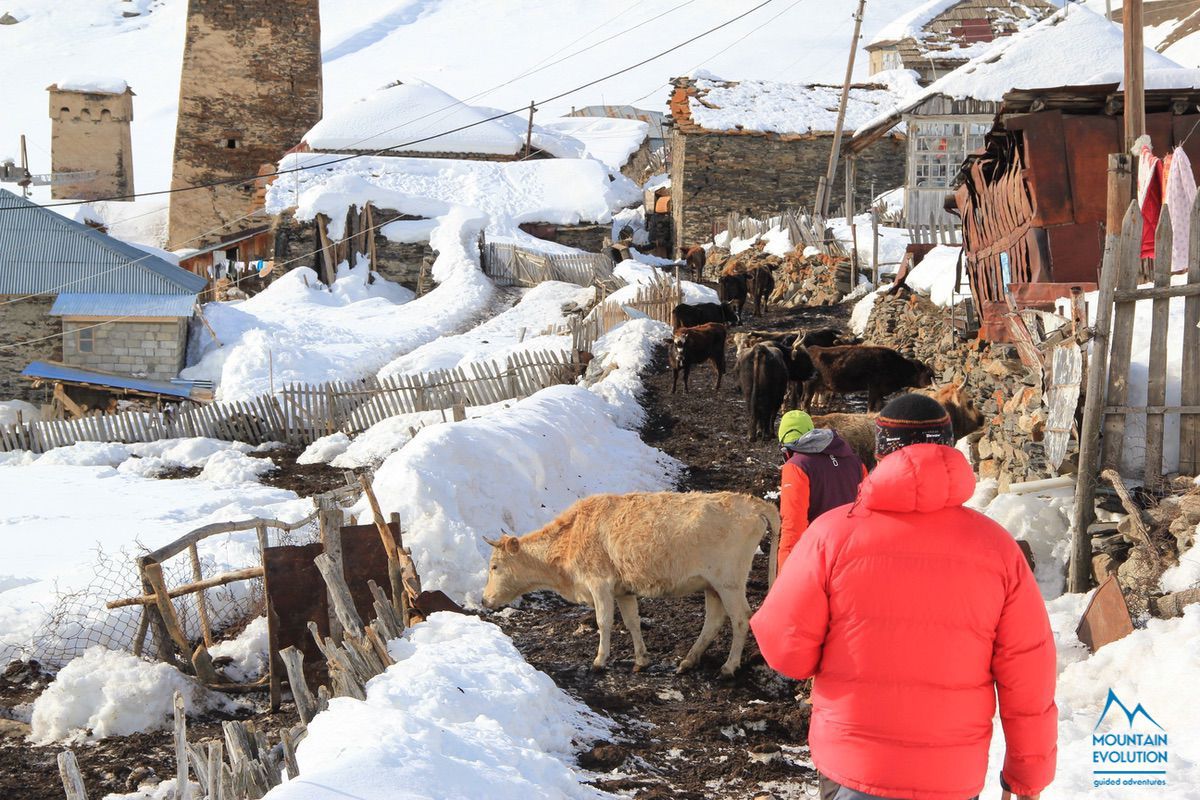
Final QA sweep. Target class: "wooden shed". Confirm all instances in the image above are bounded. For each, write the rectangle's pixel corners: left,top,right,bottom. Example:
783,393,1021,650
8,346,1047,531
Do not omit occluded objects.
955,78,1200,337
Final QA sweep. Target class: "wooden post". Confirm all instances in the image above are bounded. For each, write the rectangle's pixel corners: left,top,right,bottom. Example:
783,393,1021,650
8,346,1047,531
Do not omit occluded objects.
524,100,536,159
187,544,213,648
1183,193,1200,476
317,500,345,643
58,751,88,800
279,647,318,725
871,207,880,285
1102,201,1144,470
356,474,408,621
1143,207,1173,490
819,0,866,219
1123,0,1146,152
1067,198,1135,593
174,691,191,800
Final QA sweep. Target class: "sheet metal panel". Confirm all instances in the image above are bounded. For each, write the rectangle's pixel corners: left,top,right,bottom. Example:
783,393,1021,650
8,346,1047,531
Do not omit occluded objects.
1062,115,1120,226
50,292,196,318
1047,222,1105,284
1008,111,1074,227
21,361,196,398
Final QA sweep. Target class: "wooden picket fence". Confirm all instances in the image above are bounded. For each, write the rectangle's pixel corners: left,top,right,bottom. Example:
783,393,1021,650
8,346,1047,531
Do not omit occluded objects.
715,207,847,258
482,241,622,290
566,271,682,353
0,348,580,454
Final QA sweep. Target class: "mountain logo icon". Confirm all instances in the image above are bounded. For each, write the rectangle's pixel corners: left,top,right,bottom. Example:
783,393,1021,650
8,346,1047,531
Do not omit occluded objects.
1094,689,1165,732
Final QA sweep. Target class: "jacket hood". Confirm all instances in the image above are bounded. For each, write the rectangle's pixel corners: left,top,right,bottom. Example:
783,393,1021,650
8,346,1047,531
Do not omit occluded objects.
860,443,976,513
784,428,837,454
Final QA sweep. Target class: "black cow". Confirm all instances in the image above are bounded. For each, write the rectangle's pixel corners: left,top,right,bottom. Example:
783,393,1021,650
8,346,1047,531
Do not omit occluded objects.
672,302,739,330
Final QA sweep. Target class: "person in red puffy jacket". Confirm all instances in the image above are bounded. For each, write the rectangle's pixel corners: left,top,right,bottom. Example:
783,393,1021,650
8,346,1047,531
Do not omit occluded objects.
751,394,1057,800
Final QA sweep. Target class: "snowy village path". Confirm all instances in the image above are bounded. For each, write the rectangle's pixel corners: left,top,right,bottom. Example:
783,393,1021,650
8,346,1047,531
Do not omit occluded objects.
494,302,853,800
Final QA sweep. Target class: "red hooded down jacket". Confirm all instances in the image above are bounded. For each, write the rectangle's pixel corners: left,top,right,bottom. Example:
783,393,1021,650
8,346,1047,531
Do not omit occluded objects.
751,444,1057,800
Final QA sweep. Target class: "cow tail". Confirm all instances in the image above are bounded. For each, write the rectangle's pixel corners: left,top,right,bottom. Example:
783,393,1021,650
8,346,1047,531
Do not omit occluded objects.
761,510,781,588
750,348,762,438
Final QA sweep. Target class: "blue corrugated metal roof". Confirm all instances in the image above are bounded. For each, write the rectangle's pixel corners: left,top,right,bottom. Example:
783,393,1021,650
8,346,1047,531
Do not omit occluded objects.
0,189,207,296
22,361,199,399
50,292,197,318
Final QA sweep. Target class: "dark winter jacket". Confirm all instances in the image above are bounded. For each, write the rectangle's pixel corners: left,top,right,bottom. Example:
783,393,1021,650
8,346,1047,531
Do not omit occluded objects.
778,429,865,568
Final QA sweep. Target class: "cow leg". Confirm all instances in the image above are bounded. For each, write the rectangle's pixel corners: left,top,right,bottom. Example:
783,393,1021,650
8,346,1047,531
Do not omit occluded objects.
713,584,753,678
868,385,882,412
671,368,679,394
676,588,726,674
713,358,723,392
591,587,615,671
682,363,691,392
616,594,650,672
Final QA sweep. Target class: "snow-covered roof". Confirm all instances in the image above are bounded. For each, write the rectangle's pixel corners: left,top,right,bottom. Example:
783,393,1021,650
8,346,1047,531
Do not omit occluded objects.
1083,67,1200,91
265,153,641,233
670,73,910,137
851,6,1182,148
51,76,129,95
538,117,649,169
305,79,533,156
868,0,963,47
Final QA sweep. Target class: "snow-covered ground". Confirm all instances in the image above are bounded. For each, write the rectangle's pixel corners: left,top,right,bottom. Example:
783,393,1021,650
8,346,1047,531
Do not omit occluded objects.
265,613,614,800
0,440,307,665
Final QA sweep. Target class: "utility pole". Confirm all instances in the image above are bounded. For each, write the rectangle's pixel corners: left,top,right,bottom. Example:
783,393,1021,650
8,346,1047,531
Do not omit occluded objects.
818,0,866,219
1123,0,1145,150
524,101,536,159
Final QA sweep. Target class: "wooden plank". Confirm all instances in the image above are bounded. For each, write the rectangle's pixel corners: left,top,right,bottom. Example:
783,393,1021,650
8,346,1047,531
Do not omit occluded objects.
58,750,89,800
1183,193,1200,476
1101,201,1143,470
1113,283,1200,301
1144,207,1174,490
188,544,213,648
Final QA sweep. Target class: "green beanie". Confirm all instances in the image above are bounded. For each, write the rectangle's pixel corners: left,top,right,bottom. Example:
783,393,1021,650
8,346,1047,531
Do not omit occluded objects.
777,410,814,444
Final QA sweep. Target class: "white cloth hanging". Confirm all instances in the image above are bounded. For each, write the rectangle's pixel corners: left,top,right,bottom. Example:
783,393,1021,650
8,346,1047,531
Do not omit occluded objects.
1165,146,1196,273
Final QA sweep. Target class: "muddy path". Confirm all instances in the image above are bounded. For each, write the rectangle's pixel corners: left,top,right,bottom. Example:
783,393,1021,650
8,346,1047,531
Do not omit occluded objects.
495,301,855,799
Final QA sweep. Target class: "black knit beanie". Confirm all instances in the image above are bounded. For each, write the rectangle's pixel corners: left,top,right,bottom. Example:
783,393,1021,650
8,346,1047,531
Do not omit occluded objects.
875,393,955,458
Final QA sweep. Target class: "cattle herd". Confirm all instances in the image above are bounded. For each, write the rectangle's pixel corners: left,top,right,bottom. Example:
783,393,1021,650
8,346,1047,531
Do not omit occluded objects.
481,275,990,677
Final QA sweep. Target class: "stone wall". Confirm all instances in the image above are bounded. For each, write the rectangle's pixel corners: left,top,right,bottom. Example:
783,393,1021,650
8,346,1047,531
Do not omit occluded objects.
0,298,60,402
669,129,905,256
61,319,187,380
272,211,431,291
168,0,322,250
543,224,610,253
48,86,134,200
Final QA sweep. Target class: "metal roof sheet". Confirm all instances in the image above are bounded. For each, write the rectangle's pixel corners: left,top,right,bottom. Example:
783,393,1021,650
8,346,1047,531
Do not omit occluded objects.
0,189,207,297
50,292,197,318
21,361,202,399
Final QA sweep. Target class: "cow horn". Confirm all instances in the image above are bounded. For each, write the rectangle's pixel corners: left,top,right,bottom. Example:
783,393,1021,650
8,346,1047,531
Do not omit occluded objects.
482,535,502,548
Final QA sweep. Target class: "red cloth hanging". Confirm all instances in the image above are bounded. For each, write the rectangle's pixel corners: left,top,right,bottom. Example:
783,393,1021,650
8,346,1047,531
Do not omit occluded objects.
1139,149,1164,259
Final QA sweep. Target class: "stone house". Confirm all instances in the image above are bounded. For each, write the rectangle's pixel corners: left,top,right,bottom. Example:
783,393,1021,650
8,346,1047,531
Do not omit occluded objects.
848,6,1179,228
864,0,1056,85
667,75,907,254
0,188,205,402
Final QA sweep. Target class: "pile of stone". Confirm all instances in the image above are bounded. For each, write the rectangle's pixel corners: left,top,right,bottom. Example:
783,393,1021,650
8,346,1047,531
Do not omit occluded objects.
769,251,849,307
706,241,782,280
861,290,1059,487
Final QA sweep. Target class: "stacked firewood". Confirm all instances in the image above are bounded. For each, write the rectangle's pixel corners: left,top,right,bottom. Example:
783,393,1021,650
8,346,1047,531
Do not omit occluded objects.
768,251,849,308
862,291,1058,487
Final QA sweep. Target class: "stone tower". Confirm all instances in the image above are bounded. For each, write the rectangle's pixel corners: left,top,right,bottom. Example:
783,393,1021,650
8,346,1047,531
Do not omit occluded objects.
167,0,322,250
47,82,135,200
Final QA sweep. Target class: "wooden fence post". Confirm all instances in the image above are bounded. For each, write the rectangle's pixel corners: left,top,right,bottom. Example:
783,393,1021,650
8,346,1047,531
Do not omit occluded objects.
1067,199,1135,593
1183,192,1200,476
1143,207,1173,490
58,751,89,800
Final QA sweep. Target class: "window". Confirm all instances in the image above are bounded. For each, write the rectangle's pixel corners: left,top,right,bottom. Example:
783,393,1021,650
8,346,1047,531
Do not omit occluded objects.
910,119,992,189
78,328,94,353
225,138,240,149
881,49,903,72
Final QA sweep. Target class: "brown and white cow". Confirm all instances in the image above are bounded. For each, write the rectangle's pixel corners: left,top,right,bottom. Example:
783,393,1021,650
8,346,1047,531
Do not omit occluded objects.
481,491,779,677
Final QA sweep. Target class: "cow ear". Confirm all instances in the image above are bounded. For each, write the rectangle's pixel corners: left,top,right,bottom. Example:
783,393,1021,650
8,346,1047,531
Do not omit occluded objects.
502,536,521,554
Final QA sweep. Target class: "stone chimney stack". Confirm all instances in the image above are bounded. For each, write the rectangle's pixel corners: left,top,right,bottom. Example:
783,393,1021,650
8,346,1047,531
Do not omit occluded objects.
47,81,135,200
167,0,323,250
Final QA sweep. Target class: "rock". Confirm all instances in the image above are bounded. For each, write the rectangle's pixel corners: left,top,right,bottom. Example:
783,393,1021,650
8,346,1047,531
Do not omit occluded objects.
578,742,630,770
0,12,19,24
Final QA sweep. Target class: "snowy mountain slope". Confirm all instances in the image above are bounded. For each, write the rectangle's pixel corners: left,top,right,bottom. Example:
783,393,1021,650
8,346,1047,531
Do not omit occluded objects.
1081,0,1200,66
0,0,917,214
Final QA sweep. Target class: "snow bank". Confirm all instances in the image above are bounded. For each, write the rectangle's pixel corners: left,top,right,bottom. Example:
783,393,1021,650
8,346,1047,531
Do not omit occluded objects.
585,318,671,430
352,385,679,604
298,432,352,465
183,263,426,401
904,244,969,308
208,616,269,683
30,647,236,742
610,261,717,306
849,285,887,337
981,486,1074,599
267,613,611,800
378,281,592,378
541,116,650,169
0,399,41,425
198,449,277,485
